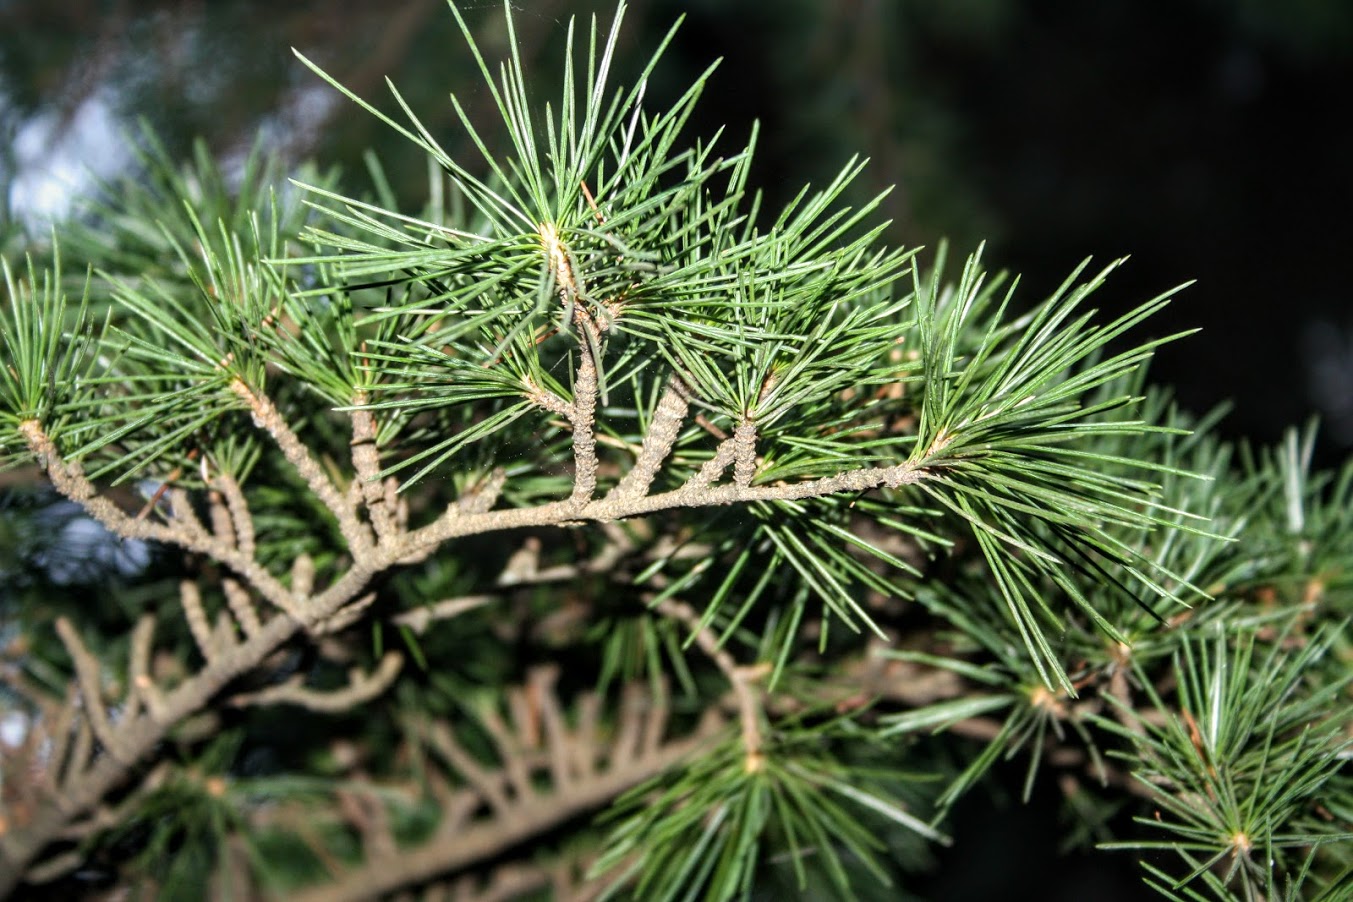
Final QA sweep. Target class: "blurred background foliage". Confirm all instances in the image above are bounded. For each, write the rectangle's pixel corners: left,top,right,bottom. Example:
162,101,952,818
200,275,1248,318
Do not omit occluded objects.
1,1,1350,899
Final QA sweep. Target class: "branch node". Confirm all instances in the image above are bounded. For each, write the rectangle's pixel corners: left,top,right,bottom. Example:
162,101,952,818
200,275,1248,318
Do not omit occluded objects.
311,592,378,636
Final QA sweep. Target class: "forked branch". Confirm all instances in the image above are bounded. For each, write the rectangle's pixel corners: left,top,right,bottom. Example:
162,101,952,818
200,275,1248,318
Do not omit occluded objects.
230,651,404,712
291,672,725,902
4,393,934,894
230,378,373,555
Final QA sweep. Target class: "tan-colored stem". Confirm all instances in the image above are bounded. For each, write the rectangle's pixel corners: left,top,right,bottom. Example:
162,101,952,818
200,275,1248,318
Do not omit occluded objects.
569,336,600,506
20,420,306,619
3,408,934,892
407,455,928,557
230,652,403,712
607,376,690,501
683,438,737,491
230,379,373,556
392,596,495,634
732,418,758,488
216,473,257,557
349,401,396,544
53,619,127,762
652,597,766,773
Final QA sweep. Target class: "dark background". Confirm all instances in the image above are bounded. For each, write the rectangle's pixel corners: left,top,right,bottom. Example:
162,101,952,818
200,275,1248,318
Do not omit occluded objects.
2,1,1350,898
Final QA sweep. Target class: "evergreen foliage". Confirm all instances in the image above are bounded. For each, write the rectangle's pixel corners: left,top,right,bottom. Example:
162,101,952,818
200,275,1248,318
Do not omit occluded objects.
0,3,1348,900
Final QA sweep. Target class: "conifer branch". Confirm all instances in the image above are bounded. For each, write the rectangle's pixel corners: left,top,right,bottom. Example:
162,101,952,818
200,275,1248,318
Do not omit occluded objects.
128,615,168,722
406,453,929,555
523,376,575,421
45,686,80,792
290,553,316,596
215,472,256,557
7,3,1344,896
229,651,403,711
207,480,265,636
62,721,93,796
206,482,236,548
652,597,767,773
20,849,86,887
228,378,374,556
18,420,306,619
349,399,398,544
455,468,507,517
0,613,307,893
568,324,601,507
681,437,737,491
167,487,208,537
0,405,1036,895
607,375,691,500
731,418,758,488
291,675,724,902
420,720,515,819
426,857,615,902
310,591,378,636
0,421,384,890
392,595,496,634
178,579,217,661
222,579,263,639
334,786,398,862
53,618,130,764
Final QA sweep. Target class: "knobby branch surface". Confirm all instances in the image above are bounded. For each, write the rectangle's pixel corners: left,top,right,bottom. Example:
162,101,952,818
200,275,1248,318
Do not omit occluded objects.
229,378,373,556
569,329,601,506
348,396,398,546
2,351,938,894
607,375,690,502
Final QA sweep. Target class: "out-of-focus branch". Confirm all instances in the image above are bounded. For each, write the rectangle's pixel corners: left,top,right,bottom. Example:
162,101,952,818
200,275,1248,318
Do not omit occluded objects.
230,652,403,712
53,618,129,763
292,673,725,902
652,597,767,772
392,595,495,635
